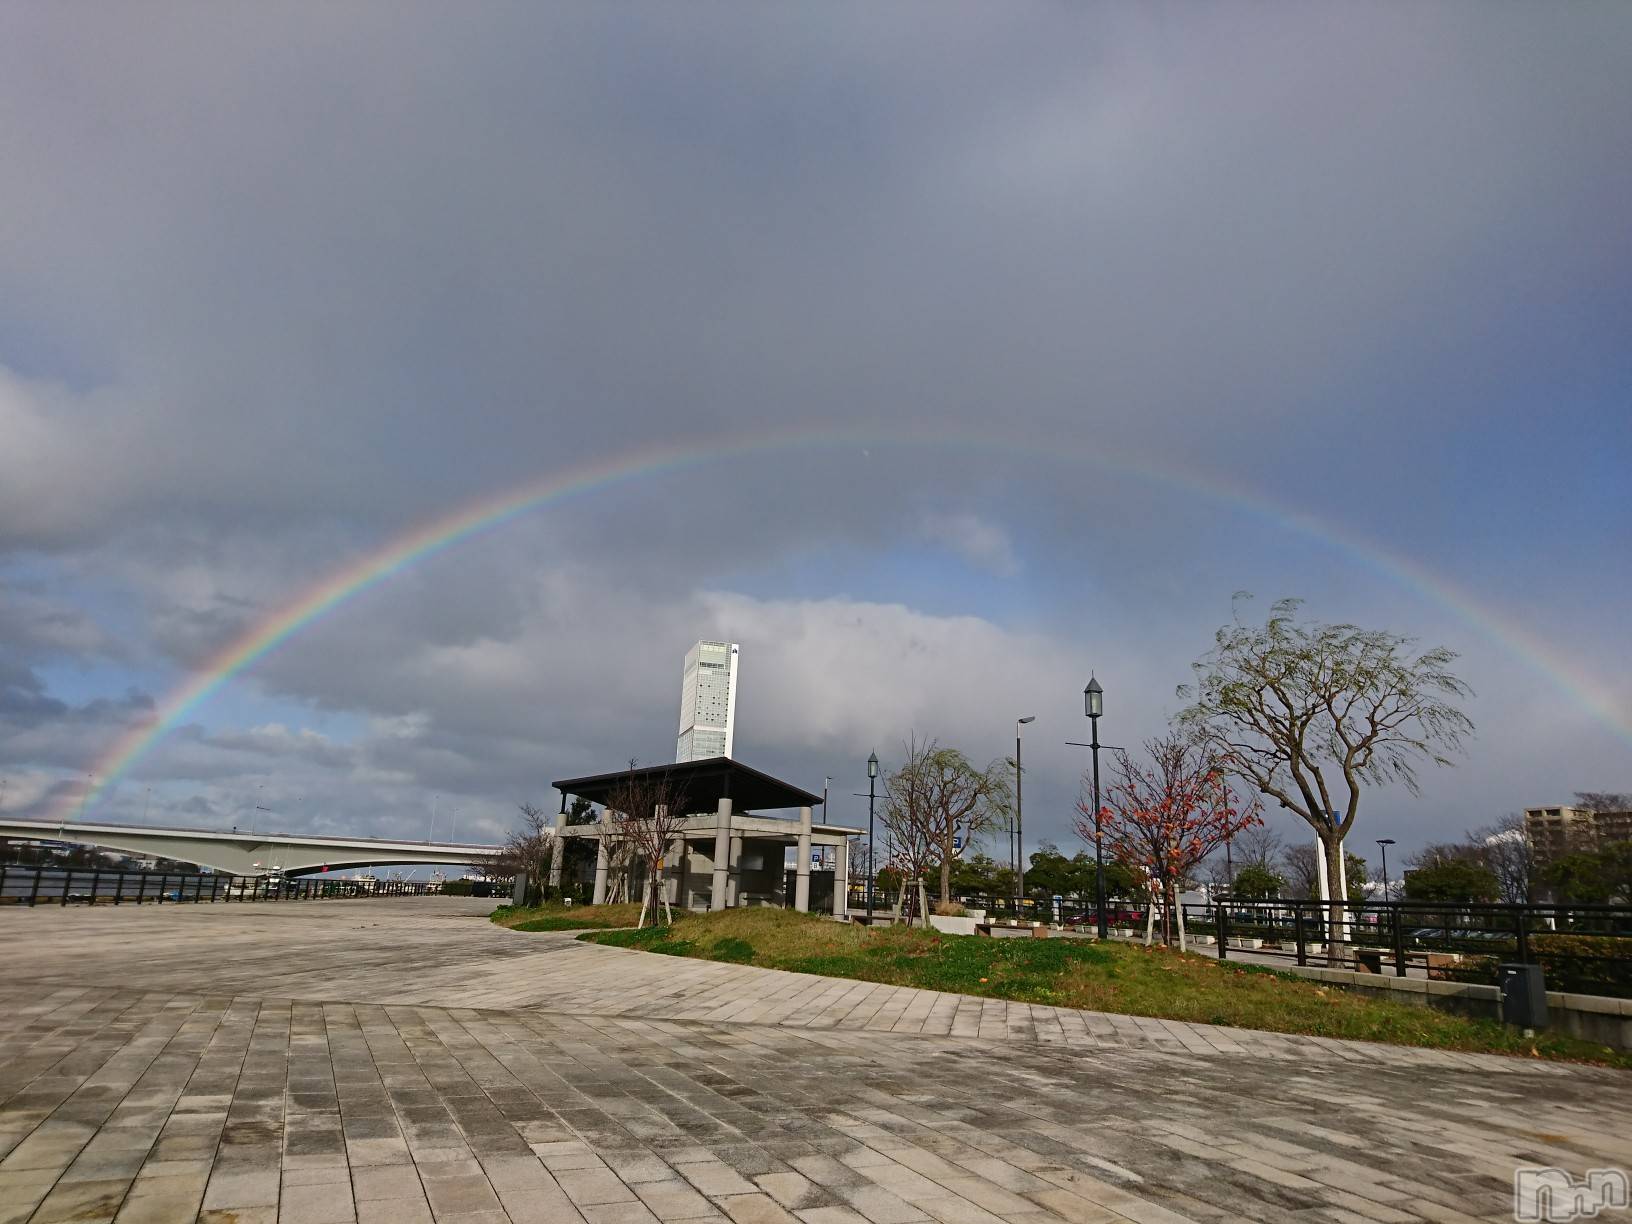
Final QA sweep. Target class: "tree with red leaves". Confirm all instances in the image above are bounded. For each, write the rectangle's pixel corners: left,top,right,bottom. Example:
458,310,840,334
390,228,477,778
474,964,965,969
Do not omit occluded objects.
1075,730,1261,946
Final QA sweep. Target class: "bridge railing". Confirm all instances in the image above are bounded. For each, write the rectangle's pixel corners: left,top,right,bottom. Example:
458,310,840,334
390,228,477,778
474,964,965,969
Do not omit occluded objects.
0,863,492,907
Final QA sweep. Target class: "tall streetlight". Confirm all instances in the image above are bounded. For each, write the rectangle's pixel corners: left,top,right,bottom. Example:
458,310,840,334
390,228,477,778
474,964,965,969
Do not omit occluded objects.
1084,677,1107,939
1376,837,1396,904
1015,717,1035,914
866,752,879,924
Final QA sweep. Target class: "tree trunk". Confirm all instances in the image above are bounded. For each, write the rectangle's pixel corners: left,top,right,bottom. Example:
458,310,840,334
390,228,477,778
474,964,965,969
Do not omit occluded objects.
1323,835,1347,967
940,857,952,906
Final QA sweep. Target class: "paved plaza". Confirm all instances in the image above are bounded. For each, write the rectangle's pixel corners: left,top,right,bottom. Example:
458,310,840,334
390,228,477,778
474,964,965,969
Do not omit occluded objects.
1,900,1627,1223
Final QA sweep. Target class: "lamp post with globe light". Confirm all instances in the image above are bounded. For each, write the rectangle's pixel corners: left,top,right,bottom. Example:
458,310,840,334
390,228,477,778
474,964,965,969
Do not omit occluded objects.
1084,678,1107,938
1015,717,1035,914
866,752,879,923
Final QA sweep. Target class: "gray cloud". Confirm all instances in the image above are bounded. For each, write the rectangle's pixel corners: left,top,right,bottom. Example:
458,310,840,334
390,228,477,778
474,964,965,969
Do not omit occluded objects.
1,3,1627,857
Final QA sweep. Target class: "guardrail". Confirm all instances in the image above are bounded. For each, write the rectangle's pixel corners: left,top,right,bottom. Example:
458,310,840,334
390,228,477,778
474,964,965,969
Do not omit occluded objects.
0,864,482,906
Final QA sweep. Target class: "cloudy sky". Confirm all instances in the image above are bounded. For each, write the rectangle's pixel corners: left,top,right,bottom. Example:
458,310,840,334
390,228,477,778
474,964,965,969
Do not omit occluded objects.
2,3,1628,872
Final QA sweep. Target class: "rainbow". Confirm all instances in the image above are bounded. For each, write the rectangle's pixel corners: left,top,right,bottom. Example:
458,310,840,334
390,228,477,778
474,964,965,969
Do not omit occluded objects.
51,424,1631,821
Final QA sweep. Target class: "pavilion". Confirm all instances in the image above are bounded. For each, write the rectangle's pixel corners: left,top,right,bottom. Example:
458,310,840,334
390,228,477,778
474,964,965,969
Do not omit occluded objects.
550,758,860,916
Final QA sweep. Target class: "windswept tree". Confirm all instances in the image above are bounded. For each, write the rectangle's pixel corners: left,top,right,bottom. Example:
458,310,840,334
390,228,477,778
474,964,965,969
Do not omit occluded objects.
882,736,1011,910
1076,730,1260,945
603,762,691,928
1178,596,1473,963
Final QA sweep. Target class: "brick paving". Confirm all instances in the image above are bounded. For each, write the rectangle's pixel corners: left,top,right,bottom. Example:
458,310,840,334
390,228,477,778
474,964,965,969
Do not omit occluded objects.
1,900,1627,1223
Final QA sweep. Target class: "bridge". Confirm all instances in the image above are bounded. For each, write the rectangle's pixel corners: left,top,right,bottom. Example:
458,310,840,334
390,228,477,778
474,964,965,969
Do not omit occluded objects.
0,818,502,877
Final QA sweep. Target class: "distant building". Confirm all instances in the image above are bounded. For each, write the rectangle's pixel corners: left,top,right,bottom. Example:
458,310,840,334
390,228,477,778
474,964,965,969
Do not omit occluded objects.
1524,805,1632,865
676,640,739,762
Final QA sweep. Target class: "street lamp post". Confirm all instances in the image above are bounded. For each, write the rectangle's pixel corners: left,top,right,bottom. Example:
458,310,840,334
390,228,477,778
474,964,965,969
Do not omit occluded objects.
866,752,879,924
1015,717,1035,916
1376,838,1396,904
1085,677,1106,939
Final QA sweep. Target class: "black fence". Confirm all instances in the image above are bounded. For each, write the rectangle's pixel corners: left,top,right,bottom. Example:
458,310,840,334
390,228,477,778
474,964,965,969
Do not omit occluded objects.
848,889,1144,926
1180,899,1632,999
844,886,1632,999
0,864,477,907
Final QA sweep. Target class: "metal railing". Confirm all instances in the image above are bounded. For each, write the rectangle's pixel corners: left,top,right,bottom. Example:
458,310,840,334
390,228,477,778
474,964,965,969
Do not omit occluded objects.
842,887,1631,999
0,864,473,907
845,888,1145,926
1179,898,1632,999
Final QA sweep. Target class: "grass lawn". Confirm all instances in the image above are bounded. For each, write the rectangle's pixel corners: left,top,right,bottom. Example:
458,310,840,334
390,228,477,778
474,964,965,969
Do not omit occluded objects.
490,902,644,932
579,908,1631,1068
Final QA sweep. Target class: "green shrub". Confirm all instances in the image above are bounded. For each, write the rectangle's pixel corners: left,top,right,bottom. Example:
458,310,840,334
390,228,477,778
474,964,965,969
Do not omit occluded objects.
1531,933,1632,998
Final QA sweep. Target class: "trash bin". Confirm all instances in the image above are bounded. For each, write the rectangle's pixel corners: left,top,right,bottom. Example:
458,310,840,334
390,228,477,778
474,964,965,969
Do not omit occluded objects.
1498,963,1548,1030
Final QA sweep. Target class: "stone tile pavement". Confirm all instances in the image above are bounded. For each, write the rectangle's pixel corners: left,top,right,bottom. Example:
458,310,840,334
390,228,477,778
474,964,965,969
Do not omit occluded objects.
1,899,1627,1223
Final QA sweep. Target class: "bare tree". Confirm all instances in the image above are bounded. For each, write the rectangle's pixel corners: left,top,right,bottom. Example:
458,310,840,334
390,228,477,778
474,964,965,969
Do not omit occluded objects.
603,764,691,927
1178,596,1473,964
1574,792,1632,813
1232,824,1285,872
1281,843,1320,900
848,838,873,889
495,803,556,905
1456,813,1533,904
1281,842,1370,901
882,736,1010,911
1204,822,1285,893
878,740,942,925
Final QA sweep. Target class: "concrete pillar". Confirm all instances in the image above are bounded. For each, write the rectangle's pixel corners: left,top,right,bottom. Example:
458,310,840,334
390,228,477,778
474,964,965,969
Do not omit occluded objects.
710,798,732,910
549,808,567,895
667,837,686,905
794,807,812,913
832,838,849,919
592,809,612,905
726,833,743,906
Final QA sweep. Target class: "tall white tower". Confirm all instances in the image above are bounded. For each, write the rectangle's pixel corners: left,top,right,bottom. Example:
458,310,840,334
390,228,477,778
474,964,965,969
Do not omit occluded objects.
676,640,739,762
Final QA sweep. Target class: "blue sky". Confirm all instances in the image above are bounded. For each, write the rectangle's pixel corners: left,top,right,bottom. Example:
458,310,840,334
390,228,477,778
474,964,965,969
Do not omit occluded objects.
1,2,1628,875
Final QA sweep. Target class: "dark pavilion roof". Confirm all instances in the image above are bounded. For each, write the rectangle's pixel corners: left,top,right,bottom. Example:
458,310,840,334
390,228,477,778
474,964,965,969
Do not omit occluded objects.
552,757,823,814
